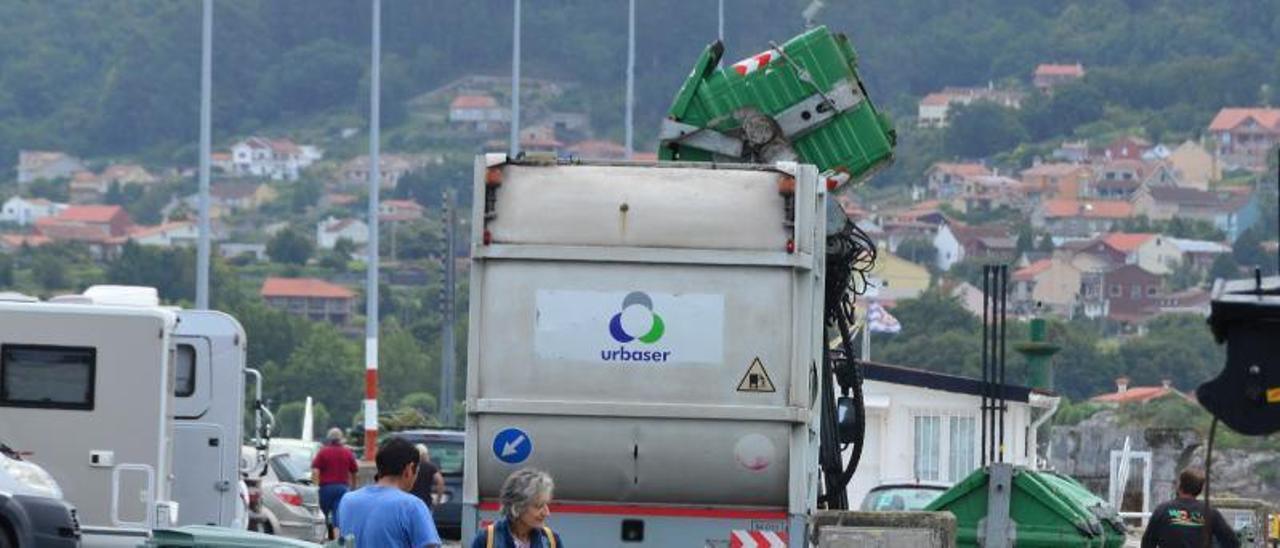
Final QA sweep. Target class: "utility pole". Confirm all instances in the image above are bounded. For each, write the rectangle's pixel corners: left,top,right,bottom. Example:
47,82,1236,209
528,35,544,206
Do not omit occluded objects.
509,0,521,158
440,190,457,426
363,0,382,462
196,0,212,309
625,0,635,159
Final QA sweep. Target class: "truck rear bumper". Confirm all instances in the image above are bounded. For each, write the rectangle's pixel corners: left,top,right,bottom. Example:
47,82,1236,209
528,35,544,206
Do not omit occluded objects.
466,501,804,548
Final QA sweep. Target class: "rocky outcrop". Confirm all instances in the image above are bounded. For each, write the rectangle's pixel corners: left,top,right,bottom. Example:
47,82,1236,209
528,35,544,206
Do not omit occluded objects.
1049,409,1280,505
1049,410,1198,508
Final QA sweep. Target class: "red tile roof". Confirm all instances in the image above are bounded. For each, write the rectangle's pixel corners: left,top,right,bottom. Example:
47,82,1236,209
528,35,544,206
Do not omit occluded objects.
1091,386,1182,404
128,222,194,239
930,162,991,177
381,199,424,211
1041,199,1133,219
57,205,127,223
450,94,499,109
1020,163,1090,178
1034,63,1085,77
260,277,355,299
1101,233,1155,253
1013,259,1053,281
920,93,952,106
1208,108,1280,132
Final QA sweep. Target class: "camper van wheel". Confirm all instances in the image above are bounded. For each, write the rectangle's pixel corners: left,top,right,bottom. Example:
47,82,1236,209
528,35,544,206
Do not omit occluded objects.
0,519,13,548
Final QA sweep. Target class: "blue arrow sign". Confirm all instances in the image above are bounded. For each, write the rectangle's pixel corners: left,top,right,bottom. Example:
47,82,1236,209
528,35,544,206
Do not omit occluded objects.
492,427,532,465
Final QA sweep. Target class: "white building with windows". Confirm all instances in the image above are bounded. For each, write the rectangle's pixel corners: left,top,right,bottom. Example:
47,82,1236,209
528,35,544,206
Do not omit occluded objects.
845,361,1059,507
1,196,66,226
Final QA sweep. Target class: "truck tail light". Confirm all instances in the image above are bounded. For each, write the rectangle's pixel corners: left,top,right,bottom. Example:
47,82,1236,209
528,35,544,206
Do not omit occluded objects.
786,238,795,253
271,484,304,507
777,176,796,195
483,229,492,245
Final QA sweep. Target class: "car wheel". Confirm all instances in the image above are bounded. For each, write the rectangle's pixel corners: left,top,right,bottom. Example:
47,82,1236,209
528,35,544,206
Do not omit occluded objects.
0,519,14,548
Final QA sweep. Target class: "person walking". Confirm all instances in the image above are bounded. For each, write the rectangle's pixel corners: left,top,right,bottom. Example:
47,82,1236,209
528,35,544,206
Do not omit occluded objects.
1141,467,1239,548
411,443,446,512
335,437,442,547
311,427,358,540
470,468,562,548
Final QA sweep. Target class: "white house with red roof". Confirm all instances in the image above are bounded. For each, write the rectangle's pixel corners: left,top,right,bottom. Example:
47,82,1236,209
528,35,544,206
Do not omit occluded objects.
917,86,1025,129
1031,199,1133,237
1208,107,1280,172
449,94,509,132
1032,63,1085,93
378,199,425,223
260,277,356,325
33,205,133,242
316,216,369,250
17,150,84,185
1096,233,1181,275
925,162,990,198
1090,376,1187,405
230,136,320,181
1011,256,1083,318
127,221,199,248
1,196,66,226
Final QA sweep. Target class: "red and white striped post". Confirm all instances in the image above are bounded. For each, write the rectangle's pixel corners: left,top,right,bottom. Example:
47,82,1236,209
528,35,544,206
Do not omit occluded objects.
363,0,382,462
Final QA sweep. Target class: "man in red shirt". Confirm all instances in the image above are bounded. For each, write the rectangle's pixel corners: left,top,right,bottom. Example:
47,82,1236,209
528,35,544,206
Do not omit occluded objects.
312,427,359,540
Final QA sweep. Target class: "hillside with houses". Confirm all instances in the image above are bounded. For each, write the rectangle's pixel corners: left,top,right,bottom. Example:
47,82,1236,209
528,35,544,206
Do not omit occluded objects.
0,0,1276,433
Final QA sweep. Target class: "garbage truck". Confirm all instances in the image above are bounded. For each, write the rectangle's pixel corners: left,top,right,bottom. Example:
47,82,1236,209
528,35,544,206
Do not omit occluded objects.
463,26,895,547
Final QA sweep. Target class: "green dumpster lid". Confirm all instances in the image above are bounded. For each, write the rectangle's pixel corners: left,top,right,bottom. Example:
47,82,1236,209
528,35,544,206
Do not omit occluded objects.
144,525,323,547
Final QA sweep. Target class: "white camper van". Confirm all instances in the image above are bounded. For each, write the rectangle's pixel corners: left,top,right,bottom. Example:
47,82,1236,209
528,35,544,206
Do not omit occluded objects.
0,286,253,544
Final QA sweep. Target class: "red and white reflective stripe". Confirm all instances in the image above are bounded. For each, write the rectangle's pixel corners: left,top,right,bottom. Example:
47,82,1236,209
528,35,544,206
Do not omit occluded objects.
731,49,781,76
730,530,788,548
363,339,378,459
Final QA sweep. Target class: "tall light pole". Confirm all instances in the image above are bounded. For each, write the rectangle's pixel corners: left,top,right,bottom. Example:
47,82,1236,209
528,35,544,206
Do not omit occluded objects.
718,0,725,42
509,0,521,158
363,0,382,462
196,0,212,309
440,190,457,426
625,0,635,160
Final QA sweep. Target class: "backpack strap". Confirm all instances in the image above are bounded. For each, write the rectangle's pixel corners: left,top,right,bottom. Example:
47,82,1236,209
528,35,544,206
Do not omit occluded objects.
543,526,557,548
486,523,496,548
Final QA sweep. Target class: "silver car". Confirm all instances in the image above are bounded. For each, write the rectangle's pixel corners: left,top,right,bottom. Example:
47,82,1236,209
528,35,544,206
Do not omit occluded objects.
241,447,328,542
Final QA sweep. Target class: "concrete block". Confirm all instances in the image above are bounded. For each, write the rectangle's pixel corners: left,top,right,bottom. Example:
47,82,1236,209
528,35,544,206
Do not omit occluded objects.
811,510,956,548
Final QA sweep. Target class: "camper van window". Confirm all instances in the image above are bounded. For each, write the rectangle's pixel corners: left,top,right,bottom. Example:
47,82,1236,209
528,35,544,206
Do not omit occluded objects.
174,344,196,397
0,344,96,410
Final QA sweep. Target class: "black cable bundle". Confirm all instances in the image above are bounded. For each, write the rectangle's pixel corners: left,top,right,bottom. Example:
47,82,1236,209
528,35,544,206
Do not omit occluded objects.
817,219,877,509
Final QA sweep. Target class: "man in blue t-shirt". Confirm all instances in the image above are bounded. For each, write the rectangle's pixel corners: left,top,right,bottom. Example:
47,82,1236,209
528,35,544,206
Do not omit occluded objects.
335,437,442,547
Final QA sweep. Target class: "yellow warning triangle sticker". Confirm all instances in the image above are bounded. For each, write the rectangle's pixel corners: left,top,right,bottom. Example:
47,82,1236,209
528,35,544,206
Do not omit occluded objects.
737,357,776,393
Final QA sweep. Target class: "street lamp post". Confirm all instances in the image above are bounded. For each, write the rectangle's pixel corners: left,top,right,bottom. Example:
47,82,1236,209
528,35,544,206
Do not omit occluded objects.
363,0,382,462
196,0,212,309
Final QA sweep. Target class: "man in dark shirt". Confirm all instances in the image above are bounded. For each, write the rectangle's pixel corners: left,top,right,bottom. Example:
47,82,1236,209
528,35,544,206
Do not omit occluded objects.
1141,467,1239,548
410,443,445,512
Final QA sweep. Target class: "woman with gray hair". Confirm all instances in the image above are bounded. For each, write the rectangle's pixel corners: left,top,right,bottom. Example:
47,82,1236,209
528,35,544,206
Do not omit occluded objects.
470,468,562,548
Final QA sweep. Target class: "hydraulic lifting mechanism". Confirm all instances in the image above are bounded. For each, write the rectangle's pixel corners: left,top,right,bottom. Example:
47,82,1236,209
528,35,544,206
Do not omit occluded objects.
658,26,897,509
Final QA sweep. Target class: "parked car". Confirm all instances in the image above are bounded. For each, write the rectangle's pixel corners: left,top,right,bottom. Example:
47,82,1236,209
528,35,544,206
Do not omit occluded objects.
859,481,951,512
268,438,321,479
0,442,79,548
388,429,464,539
241,446,327,542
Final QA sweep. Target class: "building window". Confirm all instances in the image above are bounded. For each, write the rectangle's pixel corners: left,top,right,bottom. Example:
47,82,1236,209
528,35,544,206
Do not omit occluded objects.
174,344,196,398
913,415,941,481
0,345,96,410
1131,284,1142,299
1110,284,1122,297
948,416,977,481
1146,286,1158,297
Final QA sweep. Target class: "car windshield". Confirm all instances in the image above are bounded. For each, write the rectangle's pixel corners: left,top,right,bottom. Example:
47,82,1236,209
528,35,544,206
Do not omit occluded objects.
860,486,944,511
270,453,309,484
431,441,463,475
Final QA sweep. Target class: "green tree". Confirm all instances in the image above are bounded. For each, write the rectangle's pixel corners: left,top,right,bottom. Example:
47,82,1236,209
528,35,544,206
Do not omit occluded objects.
1037,234,1055,253
264,328,362,423
0,254,13,287
267,226,314,266
32,253,69,290
1208,253,1241,282
1233,228,1275,274
944,101,1028,159
378,322,437,407
1015,224,1035,255
398,392,438,416
26,178,69,202
896,238,938,269
273,400,332,439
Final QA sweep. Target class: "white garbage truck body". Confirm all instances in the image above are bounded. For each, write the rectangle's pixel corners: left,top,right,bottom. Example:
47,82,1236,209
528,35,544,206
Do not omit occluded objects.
463,156,828,547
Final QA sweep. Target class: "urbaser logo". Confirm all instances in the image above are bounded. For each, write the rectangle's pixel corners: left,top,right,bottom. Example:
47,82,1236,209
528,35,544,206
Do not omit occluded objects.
603,291,671,362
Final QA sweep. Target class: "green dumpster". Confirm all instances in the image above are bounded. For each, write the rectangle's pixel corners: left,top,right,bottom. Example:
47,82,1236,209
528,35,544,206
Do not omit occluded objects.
924,465,1127,547
142,525,327,547
659,25,895,187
